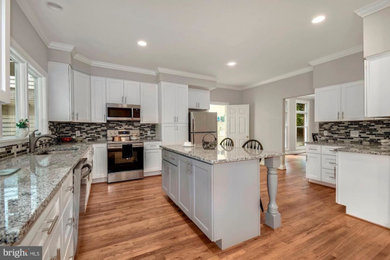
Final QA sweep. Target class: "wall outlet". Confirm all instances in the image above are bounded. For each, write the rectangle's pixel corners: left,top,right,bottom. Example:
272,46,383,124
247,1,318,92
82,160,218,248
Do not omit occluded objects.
76,131,81,137
350,130,360,138
323,130,329,136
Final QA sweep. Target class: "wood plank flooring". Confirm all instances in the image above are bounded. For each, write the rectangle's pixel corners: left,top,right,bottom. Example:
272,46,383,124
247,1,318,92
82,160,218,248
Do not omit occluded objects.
76,155,390,259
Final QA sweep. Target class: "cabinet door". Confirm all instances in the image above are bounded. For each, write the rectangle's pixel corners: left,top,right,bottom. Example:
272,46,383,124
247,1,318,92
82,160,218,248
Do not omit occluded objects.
48,62,72,121
91,76,106,122
161,124,176,145
169,163,179,203
341,81,364,121
73,70,91,122
161,83,177,124
162,160,170,193
198,89,210,110
175,84,188,124
92,144,108,181
144,149,162,173
123,80,140,105
178,158,193,217
176,124,189,144
365,53,390,117
106,78,124,104
140,83,158,123
42,223,62,260
192,160,212,239
306,153,321,181
188,88,199,109
315,86,341,122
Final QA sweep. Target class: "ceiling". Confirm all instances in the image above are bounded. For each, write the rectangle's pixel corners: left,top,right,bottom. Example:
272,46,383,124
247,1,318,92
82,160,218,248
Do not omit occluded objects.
18,0,374,88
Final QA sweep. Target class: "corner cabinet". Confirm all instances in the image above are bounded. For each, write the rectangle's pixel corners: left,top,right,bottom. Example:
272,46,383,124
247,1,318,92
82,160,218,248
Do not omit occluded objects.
315,81,364,122
188,88,210,110
365,52,390,118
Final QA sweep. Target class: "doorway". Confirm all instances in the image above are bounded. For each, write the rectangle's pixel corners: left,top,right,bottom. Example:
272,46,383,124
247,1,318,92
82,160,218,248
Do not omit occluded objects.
209,104,227,143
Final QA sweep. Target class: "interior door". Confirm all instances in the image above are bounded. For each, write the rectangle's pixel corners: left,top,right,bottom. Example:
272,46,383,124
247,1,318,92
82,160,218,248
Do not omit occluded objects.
73,70,91,122
227,104,249,147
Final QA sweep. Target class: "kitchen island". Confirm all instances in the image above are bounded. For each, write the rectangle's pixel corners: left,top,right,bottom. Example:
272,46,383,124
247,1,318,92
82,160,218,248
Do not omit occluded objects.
161,145,283,249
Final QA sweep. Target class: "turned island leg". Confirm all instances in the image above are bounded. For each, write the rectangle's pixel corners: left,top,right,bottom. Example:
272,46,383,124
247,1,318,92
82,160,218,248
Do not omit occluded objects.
264,156,281,229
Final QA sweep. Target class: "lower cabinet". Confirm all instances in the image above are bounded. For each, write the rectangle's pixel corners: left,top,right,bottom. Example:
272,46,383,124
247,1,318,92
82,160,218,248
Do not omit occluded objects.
306,144,339,186
161,124,188,145
306,153,321,181
92,143,107,183
168,162,179,203
178,157,193,216
162,160,170,193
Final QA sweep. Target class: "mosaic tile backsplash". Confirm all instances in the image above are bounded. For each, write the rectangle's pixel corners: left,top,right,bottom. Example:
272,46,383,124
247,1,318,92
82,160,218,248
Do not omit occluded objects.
49,121,156,142
319,120,390,144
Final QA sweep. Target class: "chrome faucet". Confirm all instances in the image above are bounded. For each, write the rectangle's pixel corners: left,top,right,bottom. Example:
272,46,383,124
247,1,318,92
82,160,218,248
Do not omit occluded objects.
29,130,57,153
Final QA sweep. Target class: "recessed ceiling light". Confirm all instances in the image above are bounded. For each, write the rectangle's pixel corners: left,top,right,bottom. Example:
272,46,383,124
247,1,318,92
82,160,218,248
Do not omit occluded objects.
137,40,147,47
227,61,237,67
46,2,63,11
312,15,326,24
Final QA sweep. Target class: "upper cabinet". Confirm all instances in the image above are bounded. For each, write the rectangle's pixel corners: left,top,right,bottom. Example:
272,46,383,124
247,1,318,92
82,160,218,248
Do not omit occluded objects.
363,7,390,58
91,76,107,123
315,81,364,122
365,53,390,118
48,62,73,121
188,88,210,110
106,78,124,104
73,71,91,122
123,81,140,105
159,82,188,124
140,83,158,124
0,0,10,104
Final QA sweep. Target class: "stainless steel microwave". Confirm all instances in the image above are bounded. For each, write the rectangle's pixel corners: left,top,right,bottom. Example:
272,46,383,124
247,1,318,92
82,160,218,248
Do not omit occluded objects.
106,103,141,121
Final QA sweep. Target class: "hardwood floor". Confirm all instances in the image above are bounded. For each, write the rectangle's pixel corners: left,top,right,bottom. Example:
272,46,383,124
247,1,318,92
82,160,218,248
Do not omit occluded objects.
76,155,390,259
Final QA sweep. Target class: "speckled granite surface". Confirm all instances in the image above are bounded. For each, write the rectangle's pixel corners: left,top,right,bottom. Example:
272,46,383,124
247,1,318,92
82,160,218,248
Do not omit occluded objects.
306,142,390,156
0,143,92,246
161,145,282,164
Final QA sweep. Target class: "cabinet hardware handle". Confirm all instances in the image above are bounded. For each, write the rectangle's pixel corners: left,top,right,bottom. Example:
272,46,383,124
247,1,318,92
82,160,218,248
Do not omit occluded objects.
337,112,340,120
66,186,74,192
42,215,59,235
125,96,127,103
342,112,344,120
329,149,337,152
76,113,79,120
72,112,74,121
328,162,336,165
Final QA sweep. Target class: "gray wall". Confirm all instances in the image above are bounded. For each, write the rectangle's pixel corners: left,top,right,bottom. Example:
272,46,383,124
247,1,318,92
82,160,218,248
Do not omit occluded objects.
158,73,216,89
242,72,314,152
313,52,364,88
48,49,72,64
210,88,243,105
363,7,390,57
11,1,48,72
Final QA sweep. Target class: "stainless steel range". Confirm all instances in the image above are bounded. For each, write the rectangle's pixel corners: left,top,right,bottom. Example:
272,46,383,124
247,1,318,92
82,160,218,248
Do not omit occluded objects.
107,130,144,183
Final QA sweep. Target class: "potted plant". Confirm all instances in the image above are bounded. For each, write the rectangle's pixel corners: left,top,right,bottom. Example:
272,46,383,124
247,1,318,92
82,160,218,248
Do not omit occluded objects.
16,119,29,137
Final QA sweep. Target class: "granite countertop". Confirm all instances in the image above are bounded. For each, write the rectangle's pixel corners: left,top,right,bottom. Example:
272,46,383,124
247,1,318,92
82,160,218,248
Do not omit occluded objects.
305,141,390,156
0,143,92,246
161,145,282,164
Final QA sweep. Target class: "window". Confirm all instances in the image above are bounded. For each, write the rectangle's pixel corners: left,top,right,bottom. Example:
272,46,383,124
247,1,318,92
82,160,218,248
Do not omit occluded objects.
28,71,39,133
1,59,18,136
296,101,309,148
284,100,289,150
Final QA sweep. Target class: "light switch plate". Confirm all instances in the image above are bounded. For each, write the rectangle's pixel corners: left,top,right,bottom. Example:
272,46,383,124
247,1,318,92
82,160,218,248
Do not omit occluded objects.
76,131,81,137
350,130,359,138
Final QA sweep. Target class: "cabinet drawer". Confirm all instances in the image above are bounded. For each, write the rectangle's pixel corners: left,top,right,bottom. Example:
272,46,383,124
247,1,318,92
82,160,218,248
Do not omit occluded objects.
322,155,337,170
322,168,336,185
62,197,74,253
144,142,162,150
306,145,321,154
61,173,73,209
322,146,340,155
162,150,178,166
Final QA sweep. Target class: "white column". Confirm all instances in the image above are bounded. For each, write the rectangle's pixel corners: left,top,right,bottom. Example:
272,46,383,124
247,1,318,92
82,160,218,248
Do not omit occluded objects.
264,156,281,229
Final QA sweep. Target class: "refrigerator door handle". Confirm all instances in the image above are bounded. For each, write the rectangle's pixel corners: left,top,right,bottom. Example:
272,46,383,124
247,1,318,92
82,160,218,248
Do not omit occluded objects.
192,118,195,133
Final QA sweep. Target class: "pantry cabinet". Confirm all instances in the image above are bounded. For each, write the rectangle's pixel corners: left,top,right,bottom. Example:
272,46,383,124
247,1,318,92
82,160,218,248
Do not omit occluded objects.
188,88,210,110
73,70,91,122
91,76,107,122
315,81,364,122
365,52,390,117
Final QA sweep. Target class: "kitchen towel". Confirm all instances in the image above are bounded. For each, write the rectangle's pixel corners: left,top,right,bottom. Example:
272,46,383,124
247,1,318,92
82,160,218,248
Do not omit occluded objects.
122,144,133,159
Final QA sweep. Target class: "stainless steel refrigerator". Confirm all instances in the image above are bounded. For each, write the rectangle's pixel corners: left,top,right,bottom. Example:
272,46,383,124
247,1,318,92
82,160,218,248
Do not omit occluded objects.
189,111,218,145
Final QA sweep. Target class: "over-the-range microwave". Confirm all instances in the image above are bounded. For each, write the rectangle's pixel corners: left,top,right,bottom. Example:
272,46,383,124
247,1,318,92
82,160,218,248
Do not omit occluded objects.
106,103,141,121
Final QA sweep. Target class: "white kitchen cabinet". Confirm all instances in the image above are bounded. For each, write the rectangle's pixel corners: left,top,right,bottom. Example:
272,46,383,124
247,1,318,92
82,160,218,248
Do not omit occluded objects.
159,82,188,124
175,85,189,123
140,83,158,123
73,70,91,122
42,222,61,260
91,76,107,122
48,62,73,121
123,80,140,105
168,162,179,203
178,157,193,216
365,52,390,117
176,124,188,143
162,160,170,193
144,141,162,176
306,152,321,181
315,81,364,122
192,159,213,239
161,124,188,145
188,88,210,110
106,78,124,104
92,143,108,183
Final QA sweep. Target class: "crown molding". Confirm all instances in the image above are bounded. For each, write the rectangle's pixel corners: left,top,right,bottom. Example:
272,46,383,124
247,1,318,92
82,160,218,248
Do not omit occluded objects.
244,67,313,90
214,83,243,90
92,60,157,76
355,0,390,17
15,0,50,45
309,45,363,66
73,53,92,65
48,41,75,52
157,67,216,81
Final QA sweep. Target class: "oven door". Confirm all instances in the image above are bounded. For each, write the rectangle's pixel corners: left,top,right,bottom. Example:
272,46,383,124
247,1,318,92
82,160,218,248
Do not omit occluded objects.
107,144,144,173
